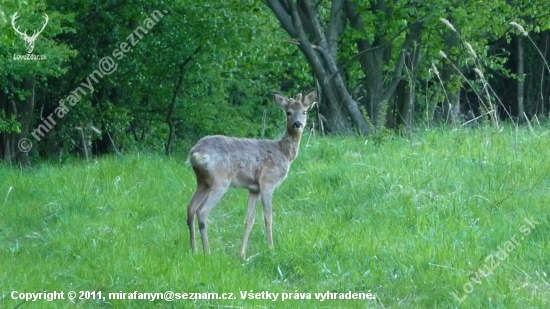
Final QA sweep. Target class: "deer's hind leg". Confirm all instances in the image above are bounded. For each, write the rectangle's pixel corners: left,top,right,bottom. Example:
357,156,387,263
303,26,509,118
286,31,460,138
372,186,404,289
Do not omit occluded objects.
187,183,209,254
196,180,230,254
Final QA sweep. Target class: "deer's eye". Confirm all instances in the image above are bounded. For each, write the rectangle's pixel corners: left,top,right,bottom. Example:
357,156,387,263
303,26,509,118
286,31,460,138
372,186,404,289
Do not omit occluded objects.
286,112,291,116
302,111,307,115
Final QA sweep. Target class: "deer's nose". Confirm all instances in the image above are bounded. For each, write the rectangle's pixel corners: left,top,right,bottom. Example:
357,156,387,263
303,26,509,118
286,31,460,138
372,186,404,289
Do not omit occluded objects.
292,121,303,128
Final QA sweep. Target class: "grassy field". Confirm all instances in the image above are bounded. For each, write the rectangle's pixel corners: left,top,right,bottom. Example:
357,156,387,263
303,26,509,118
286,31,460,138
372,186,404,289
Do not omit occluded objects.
1,126,549,308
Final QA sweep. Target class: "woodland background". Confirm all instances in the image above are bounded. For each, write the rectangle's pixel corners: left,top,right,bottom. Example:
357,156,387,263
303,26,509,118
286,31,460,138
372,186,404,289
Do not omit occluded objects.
1,0,550,166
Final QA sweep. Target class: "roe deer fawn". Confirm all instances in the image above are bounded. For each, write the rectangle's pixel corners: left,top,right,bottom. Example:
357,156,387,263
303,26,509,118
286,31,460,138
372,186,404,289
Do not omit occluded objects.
187,90,316,259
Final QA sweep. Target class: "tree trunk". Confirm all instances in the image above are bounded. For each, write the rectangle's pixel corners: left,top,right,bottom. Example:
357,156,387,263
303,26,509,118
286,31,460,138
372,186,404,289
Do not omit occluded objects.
542,31,549,117
317,90,354,132
364,49,385,129
388,43,421,130
442,17,461,125
517,35,525,121
443,91,460,124
15,79,35,168
77,126,89,160
396,81,413,129
345,0,424,130
385,86,399,130
0,90,7,162
165,45,202,156
166,63,185,156
2,101,18,164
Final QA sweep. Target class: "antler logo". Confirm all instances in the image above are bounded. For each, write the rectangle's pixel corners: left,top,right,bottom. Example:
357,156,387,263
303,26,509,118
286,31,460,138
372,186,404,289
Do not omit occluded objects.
11,11,49,54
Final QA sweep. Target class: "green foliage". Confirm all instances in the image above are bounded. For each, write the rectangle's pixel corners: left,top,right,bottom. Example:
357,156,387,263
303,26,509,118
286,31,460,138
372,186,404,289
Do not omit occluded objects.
0,1,77,79
2,0,550,161
368,127,394,146
0,110,20,133
52,0,311,153
0,0,76,155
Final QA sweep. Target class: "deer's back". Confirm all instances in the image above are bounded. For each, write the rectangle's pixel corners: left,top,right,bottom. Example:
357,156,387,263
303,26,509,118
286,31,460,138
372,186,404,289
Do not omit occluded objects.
189,135,290,190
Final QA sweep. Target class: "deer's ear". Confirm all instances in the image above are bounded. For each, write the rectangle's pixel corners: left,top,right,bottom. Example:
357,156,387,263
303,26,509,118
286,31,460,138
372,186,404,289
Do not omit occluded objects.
302,89,317,108
273,92,289,109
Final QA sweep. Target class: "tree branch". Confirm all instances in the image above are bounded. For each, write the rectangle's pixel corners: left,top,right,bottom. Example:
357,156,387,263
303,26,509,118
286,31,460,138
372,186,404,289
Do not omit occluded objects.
335,0,464,80
334,5,426,80
182,45,203,68
266,0,296,37
381,21,424,102
326,0,345,58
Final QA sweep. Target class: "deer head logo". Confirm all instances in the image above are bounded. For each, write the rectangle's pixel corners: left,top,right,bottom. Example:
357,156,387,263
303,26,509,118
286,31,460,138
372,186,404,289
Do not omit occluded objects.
11,11,49,54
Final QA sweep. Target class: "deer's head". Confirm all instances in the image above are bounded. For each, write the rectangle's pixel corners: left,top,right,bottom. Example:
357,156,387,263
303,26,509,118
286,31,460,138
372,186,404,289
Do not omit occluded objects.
11,11,49,54
274,90,317,135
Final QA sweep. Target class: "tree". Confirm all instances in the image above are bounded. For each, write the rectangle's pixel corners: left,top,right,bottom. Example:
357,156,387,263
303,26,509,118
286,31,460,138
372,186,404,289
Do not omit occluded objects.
267,0,371,135
0,1,76,166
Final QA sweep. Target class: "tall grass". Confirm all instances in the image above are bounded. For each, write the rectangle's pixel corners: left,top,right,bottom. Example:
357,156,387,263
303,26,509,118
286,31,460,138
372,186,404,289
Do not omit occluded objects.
1,126,549,308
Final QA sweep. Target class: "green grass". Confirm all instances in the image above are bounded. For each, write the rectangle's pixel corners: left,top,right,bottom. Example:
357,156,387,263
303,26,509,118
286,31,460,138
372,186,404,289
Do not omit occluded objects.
1,126,549,308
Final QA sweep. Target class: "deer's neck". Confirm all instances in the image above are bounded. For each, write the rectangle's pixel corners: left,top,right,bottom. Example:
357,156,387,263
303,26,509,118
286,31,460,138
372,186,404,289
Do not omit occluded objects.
278,129,302,162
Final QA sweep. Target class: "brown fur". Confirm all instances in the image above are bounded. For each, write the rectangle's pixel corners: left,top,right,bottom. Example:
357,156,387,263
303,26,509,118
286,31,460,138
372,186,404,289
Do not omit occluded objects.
187,90,316,259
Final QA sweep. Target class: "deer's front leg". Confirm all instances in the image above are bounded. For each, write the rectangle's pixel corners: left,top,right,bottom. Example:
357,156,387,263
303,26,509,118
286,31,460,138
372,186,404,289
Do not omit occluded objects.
260,189,275,249
240,191,260,259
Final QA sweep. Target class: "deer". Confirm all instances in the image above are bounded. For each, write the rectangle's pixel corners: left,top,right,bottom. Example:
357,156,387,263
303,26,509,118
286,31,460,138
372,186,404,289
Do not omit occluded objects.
187,90,316,259
11,11,49,54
